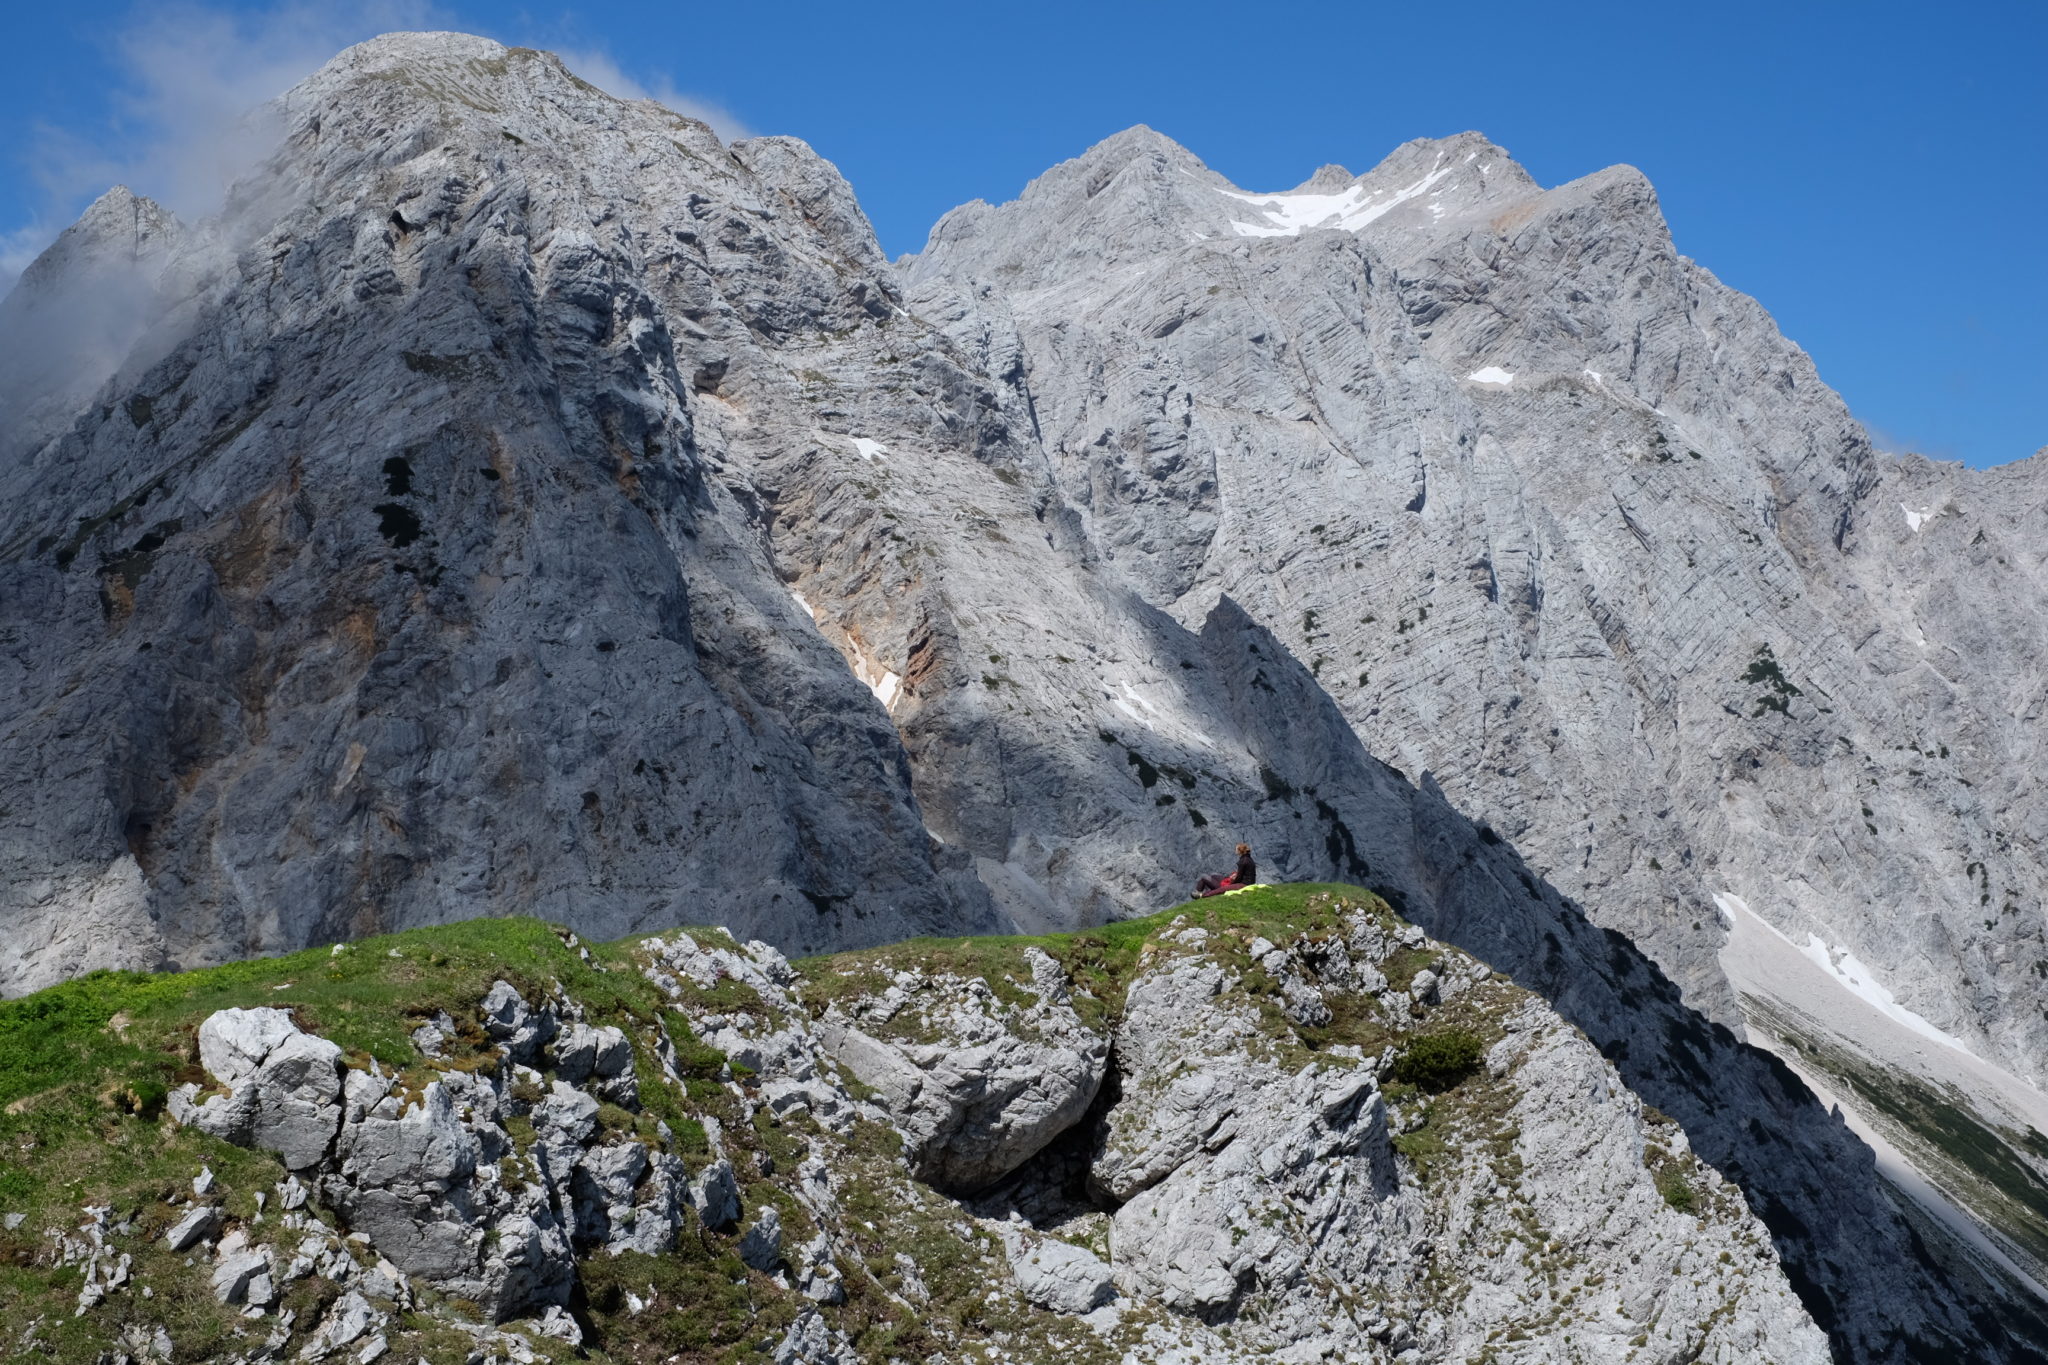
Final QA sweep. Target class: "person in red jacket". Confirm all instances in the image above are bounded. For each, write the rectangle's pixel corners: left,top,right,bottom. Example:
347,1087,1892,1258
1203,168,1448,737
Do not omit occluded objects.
1194,844,1257,898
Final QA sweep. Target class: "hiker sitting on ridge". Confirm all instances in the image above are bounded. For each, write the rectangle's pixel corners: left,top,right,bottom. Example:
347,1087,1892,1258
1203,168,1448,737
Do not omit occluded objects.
1194,843,1258,898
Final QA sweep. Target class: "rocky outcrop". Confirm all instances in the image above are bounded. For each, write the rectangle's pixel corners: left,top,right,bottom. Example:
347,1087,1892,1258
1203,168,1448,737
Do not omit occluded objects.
817,946,1107,1192
7,892,2021,1361
167,986,697,1322
650,893,1832,1363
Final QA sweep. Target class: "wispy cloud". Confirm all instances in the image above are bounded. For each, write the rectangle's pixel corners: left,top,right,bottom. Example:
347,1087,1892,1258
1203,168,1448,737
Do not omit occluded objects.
553,47,752,140
0,222,55,287
0,2,752,296
1,0,446,292
100,1,451,212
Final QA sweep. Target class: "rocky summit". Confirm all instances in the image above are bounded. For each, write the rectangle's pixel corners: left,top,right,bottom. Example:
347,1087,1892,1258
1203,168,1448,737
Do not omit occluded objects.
0,27,2045,1364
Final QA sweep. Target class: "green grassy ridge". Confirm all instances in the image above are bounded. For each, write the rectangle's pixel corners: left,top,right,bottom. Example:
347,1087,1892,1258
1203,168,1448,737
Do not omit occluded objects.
0,884,1391,1139
0,883,1443,1363
794,881,1398,1029
0,917,661,1117
0,883,1418,1173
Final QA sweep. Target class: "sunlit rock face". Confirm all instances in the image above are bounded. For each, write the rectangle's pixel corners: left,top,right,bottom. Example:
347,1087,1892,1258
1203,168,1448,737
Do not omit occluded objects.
909,121,2048,1096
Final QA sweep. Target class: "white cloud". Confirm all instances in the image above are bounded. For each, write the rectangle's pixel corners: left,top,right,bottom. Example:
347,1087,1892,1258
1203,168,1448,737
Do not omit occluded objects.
1,0,446,293
100,1,450,212
0,222,58,288
553,47,751,140
0,3,747,295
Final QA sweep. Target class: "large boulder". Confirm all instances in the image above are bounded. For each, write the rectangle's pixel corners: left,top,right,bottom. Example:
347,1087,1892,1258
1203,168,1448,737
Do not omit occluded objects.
171,1007,344,1170
819,950,1106,1192
1007,1235,1116,1315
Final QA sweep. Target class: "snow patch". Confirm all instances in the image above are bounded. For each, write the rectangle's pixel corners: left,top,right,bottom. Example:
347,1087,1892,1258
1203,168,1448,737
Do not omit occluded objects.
1101,674,1209,750
1799,934,1969,1052
843,635,903,714
1713,893,1976,1057
1716,887,2048,1295
849,437,887,462
1901,502,1934,533
1111,681,1162,729
1583,369,1604,386
1467,366,1515,386
1222,164,1453,239
788,590,817,623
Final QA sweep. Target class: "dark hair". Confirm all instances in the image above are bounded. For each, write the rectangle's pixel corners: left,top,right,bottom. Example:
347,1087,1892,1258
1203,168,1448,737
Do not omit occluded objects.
1236,843,1251,856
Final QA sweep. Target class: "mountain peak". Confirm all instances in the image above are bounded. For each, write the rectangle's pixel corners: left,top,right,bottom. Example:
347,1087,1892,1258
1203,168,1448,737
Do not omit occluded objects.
1028,123,1215,200
911,125,1566,285
278,30,610,136
39,186,177,266
911,124,1230,286
1354,130,1539,205
319,29,516,77
1076,123,1205,165
1293,163,1357,193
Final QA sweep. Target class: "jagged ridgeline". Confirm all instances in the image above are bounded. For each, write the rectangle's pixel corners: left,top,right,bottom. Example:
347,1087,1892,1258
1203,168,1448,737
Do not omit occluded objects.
0,887,1831,1362
2,26,2046,1365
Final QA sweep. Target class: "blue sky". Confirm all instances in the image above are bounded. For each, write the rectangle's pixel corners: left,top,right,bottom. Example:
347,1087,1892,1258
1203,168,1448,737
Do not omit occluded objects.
2,0,2040,466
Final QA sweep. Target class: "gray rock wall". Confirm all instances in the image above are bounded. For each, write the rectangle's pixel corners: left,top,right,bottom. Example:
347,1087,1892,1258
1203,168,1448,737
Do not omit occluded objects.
0,35,1007,988
906,123,2048,1095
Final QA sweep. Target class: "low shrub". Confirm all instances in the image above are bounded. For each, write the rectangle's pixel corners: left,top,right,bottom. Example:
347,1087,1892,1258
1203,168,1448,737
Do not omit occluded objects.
1391,1029,1484,1091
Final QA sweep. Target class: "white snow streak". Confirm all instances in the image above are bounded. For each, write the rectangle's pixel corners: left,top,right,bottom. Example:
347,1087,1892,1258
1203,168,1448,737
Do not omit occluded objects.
1715,887,2048,1295
1467,366,1515,386
1712,893,1977,1058
849,436,887,462
1111,681,1162,729
1222,165,1453,238
843,635,903,714
788,590,817,622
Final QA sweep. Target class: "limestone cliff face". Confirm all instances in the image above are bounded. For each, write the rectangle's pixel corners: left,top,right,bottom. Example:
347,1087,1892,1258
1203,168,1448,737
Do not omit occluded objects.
0,33,1014,985
907,123,2048,1097
0,37,1527,992
2,30,2045,1360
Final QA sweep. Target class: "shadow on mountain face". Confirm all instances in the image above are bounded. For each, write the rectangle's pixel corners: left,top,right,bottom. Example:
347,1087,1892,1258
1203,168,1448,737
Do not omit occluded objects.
1399,776,2048,1365
1025,594,2048,1365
